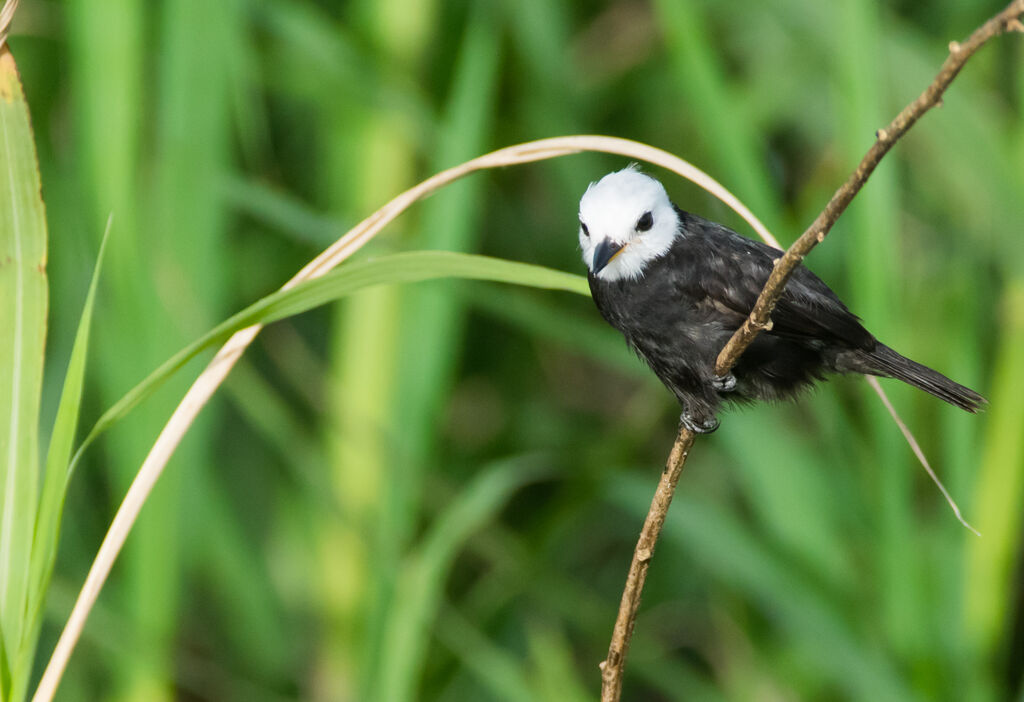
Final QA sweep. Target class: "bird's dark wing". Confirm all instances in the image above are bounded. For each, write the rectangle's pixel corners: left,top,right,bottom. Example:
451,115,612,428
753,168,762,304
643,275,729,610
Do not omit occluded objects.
674,210,875,350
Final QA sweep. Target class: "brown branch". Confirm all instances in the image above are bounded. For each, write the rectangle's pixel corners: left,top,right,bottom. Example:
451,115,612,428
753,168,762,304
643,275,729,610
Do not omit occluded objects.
599,428,696,701
715,0,1024,376
600,2,1024,700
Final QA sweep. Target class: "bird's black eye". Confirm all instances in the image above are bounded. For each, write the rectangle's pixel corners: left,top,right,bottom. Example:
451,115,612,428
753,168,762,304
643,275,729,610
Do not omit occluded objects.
636,211,653,232
580,221,589,237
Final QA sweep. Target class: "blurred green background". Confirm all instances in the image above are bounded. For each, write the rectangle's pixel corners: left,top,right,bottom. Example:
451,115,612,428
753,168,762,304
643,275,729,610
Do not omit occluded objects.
8,0,1024,699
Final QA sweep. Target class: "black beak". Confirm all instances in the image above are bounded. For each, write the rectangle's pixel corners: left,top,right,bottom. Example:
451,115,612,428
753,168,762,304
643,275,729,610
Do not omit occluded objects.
592,239,624,273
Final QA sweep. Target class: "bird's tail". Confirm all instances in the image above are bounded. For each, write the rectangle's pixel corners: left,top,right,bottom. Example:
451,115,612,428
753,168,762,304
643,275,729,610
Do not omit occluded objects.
864,344,986,413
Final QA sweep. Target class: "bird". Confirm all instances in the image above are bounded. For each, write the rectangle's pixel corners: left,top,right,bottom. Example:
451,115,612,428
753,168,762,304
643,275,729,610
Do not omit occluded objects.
577,166,986,434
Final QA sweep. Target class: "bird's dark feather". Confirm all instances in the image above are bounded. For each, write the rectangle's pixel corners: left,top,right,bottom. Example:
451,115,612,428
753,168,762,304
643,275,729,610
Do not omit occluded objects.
588,208,985,431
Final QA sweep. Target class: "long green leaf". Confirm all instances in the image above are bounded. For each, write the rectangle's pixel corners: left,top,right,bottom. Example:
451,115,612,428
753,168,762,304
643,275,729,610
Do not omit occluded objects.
0,624,8,702
0,47,49,702
71,251,588,473
17,221,111,696
321,5,421,691
965,281,1024,657
435,604,535,702
65,1,150,699
378,457,551,702
655,0,780,228
109,1,241,697
833,0,917,663
390,0,502,577
525,622,591,702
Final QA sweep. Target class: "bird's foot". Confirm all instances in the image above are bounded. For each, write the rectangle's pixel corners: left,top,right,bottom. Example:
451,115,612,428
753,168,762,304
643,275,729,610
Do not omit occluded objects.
680,409,720,434
711,372,737,392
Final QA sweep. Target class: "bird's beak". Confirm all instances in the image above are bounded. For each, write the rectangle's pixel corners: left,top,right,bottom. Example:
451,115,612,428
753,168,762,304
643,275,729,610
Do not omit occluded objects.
592,239,624,274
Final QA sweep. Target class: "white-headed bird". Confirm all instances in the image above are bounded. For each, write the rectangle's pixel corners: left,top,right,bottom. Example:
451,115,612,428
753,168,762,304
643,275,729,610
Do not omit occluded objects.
578,167,986,433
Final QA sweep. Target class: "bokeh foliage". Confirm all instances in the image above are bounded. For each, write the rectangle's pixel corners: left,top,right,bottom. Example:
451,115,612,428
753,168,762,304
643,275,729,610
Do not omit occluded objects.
4,0,1024,699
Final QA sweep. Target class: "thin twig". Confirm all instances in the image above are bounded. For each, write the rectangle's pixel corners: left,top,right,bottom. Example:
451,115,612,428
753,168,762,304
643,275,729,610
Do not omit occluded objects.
30,136,766,702
715,0,1024,377
599,3,1021,700
599,429,696,699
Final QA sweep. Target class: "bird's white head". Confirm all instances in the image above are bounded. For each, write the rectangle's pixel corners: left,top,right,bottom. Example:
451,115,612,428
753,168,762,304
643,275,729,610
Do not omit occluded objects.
578,167,680,282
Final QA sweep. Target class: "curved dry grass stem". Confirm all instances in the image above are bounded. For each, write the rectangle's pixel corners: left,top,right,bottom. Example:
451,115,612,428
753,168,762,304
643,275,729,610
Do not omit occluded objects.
866,377,980,536
30,135,769,702
0,0,19,49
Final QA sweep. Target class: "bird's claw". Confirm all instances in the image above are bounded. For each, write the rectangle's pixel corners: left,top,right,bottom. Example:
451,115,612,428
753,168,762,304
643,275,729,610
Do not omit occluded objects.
711,373,737,392
680,410,720,434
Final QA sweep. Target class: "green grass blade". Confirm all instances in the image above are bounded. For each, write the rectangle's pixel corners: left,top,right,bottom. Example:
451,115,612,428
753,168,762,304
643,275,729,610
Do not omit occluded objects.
64,1,150,698
0,621,9,701
834,0,916,663
71,251,588,477
114,0,241,696
18,221,111,692
189,468,294,683
377,457,551,702
224,177,348,248
435,604,535,702
965,281,1024,657
655,0,779,228
470,286,642,377
314,2,432,688
390,0,502,608
719,405,852,588
0,47,49,702
525,622,590,702
503,0,590,198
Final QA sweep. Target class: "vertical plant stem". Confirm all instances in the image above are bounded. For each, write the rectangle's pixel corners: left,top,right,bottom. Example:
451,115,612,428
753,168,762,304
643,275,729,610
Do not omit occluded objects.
836,0,919,662
599,428,696,701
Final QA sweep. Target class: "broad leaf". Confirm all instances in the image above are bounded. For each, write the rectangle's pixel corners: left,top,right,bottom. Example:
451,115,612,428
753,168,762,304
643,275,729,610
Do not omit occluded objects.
17,222,111,693
0,47,48,702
